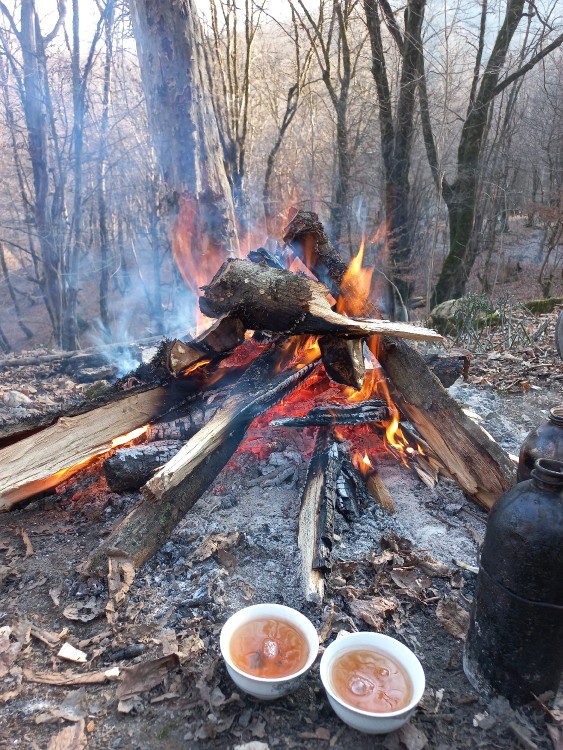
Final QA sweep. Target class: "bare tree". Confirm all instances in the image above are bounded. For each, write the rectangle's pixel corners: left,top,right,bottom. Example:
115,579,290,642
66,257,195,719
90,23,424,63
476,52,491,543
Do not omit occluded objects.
364,0,426,319
130,0,238,265
418,0,563,305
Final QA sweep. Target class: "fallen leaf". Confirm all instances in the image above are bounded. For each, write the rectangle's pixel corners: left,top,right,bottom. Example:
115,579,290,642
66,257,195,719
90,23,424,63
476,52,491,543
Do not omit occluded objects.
106,556,136,623
58,643,87,664
177,632,205,662
349,597,398,630
46,719,86,750
17,527,34,557
194,531,241,561
30,625,62,649
24,666,119,686
436,597,470,640
158,629,178,657
49,587,62,606
116,654,179,700
299,727,331,741
414,554,451,578
63,597,104,622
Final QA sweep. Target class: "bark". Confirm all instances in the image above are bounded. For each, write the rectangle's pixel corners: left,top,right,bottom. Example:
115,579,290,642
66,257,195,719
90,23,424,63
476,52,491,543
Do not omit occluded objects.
319,335,365,389
200,259,442,340
130,0,238,259
364,0,426,318
270,400,389,428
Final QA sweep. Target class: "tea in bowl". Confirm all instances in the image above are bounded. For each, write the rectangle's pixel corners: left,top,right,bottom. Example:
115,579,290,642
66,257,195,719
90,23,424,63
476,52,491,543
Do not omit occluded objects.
220,603,319,700
320,632,425,734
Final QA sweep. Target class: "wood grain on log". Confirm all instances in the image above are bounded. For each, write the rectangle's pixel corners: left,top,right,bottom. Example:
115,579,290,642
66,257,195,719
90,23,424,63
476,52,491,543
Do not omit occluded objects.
200,259,442,341
166,315,245,375
270,400,389,428
84,350,320,575
103,441,183,492
377,337,516,509
365,473,395,513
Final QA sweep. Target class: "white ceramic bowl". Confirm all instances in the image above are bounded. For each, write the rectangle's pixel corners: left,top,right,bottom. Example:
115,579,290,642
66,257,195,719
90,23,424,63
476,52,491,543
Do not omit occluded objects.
220,603,319,700
320,632,425,734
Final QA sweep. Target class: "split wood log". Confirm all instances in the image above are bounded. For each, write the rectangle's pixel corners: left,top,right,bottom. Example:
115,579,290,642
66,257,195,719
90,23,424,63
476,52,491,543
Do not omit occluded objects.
319,335,365,389
364,472,395,513
298,428,337,602
377,337,516,509
200,259,442,342
103,441,184,492
270,400,389,428
84,350,320,576
422,350,470,388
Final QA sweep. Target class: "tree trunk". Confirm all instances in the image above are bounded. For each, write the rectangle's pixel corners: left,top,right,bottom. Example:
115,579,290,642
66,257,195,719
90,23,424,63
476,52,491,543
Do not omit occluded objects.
130,0,238,262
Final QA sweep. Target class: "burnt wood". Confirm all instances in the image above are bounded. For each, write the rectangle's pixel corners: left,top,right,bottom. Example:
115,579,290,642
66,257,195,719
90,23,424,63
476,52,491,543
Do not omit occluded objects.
377,336,516,509
103,441,183,492
298,428,337,602
270,400,389,428
200,259,442,341
319,335,365,389
84,350,320,575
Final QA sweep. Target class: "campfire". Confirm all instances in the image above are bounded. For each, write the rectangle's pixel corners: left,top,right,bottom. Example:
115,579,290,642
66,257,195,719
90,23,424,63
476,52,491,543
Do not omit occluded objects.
0,212,515,599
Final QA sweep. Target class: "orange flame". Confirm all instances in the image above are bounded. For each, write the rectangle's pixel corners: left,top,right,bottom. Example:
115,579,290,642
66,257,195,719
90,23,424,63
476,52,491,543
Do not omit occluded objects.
275,335,321,373
336,236,374,317
111,425,149,449
352,451,374,477
171,195,238,334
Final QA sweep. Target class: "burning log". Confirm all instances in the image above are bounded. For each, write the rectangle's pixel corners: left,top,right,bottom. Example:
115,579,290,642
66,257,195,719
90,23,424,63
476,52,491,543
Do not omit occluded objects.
270,400,389,428
200,259,442,342
165,315,245,376
319,336,365,389
283,210,348,297
103,441,183,492
84,349,320,576
298,428,337,602
377,337,516,509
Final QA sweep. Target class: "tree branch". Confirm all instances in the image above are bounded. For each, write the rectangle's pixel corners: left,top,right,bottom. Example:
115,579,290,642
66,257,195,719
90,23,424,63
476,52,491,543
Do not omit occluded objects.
489,32,563,102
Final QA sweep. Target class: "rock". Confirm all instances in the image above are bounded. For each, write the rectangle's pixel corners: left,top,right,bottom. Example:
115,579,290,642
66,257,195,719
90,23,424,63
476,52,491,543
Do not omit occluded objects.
2,390,32,407
428,296,496,337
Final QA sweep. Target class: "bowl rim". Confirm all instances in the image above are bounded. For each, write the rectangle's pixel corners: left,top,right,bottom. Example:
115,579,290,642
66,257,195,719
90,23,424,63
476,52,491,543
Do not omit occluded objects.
220,602,319,684
319,632,425,719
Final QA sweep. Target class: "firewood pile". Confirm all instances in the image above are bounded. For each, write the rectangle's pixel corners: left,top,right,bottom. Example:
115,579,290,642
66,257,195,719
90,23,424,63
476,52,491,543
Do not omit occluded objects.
0,211,516,601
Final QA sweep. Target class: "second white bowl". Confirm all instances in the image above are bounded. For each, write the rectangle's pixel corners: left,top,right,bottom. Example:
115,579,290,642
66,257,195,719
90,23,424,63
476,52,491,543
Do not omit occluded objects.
320,632,425,734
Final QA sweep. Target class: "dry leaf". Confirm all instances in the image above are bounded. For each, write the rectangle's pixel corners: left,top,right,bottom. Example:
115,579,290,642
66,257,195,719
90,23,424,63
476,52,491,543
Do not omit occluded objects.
348,597,398,630
46,719,86,750
177,632,205,662
194,531,241,561
24,666,119,686
116,654,179,700
30,625,62,649
415,554,451,578
106,556,136,623
158,629,178,657
436,597,470,640
389,569,430,598
63,597,104,622
17,527,34,557
299,727,331,741
58,643,87,664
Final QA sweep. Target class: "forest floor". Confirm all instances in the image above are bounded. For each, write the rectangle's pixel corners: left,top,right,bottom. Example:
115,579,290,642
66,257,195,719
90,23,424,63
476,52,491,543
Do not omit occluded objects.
0,225,562,750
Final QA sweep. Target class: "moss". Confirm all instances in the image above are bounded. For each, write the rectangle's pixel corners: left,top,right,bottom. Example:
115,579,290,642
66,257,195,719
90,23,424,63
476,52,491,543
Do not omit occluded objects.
523,297,563,315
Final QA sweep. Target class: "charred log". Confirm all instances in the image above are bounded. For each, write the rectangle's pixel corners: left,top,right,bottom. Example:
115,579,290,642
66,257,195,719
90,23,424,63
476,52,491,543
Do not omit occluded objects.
298,428,337,602
103,441,183,492
200,260,442,342
270,400,389,428
283,210,348,296
84,350,320,575
320,336,365,389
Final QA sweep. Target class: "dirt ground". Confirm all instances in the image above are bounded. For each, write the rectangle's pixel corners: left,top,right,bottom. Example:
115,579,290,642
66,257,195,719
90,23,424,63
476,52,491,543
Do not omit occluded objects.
1,320,562,749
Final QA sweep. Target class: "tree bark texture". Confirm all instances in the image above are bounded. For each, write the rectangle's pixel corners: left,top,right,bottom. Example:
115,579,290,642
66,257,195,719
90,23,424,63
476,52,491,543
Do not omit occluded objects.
130,0,238,257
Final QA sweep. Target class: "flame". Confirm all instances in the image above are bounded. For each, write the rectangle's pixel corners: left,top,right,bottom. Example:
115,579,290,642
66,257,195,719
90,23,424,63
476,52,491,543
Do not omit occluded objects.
111,425,149,449
275,335,321,373
171,195,238,334
352,451,374,477
336,236,374,317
